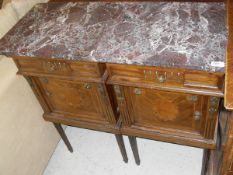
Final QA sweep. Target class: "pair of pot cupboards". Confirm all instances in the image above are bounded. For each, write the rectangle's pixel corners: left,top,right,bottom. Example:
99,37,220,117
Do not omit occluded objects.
0,0,233,174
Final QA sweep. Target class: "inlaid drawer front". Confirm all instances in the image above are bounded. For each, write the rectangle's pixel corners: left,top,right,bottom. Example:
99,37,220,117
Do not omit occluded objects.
15,57,105,80
107,64,224,94
114,85,220,145
35,77,115,124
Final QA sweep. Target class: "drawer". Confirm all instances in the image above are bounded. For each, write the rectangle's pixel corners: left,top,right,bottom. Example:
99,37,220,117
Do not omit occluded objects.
14,56,106,81
107,64,224,96
114,85,220,148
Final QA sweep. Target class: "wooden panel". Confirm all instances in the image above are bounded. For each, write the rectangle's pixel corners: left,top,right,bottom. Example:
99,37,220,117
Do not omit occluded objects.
225,0,233,110
226,137,233,174
220,111,233,175
114,84,220,148
14,56,106,82
184,73,222,89
107,63,224,97
127,87,218,138
35,77,116,125
127,87,204,131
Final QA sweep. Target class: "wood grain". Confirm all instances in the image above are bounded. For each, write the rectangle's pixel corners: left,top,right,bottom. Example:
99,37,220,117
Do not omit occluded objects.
14,56,106,83
13,56,120,134
225,0,233,110
8,1,229,172
220,111,233,175
107,63,225,97
119,86,219,149
14,54,222,149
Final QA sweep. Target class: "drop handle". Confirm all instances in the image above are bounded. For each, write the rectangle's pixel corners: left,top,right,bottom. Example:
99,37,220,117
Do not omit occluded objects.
193,111,202,121
46,62,56,72
156,72,167,83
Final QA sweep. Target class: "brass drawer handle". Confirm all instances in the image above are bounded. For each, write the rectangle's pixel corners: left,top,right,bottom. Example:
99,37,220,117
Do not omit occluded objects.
193,111,202,121
156,72,167,83
47,62,56,72
43,61,69,72
84,83,91,89
134,88,141,95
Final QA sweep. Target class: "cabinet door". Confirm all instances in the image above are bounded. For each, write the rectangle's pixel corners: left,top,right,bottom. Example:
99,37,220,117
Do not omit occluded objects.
36,77,115,124
115,86,219,141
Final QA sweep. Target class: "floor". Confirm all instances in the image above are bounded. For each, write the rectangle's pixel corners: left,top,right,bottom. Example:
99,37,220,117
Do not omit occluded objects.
43,127,203,175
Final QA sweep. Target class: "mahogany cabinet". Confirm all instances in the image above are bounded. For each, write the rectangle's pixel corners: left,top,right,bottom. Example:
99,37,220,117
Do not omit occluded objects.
14,57,120,133
11,57,129,163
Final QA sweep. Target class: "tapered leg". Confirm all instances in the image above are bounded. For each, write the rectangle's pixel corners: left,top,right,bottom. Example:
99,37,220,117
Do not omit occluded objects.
53,123,73,153
128,136,140,165
201,149,210,175
115,134,128,163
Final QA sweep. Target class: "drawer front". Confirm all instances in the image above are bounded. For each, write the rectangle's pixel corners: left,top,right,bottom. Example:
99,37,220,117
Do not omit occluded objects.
114,85,220,142
107,64,224,95
36,77,115,124
15,57,105,80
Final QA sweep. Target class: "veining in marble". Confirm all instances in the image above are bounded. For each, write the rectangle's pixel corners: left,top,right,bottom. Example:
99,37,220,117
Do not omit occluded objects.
0,2,227,72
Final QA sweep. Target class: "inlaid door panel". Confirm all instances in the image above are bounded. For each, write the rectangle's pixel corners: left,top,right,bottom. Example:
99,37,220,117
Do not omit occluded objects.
36,77,115,124
125,87,205,132
115,86,219,140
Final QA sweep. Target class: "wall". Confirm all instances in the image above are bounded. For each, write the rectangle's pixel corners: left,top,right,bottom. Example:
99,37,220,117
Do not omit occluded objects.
0,1,60,175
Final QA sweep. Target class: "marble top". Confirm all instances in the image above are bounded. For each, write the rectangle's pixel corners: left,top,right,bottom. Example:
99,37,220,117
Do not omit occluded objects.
0,2,228,72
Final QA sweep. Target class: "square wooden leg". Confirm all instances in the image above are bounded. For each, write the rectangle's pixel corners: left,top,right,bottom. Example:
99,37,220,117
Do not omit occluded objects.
201,149,210,175
53,123,73,153
115,134,128,163
128,136,140,165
